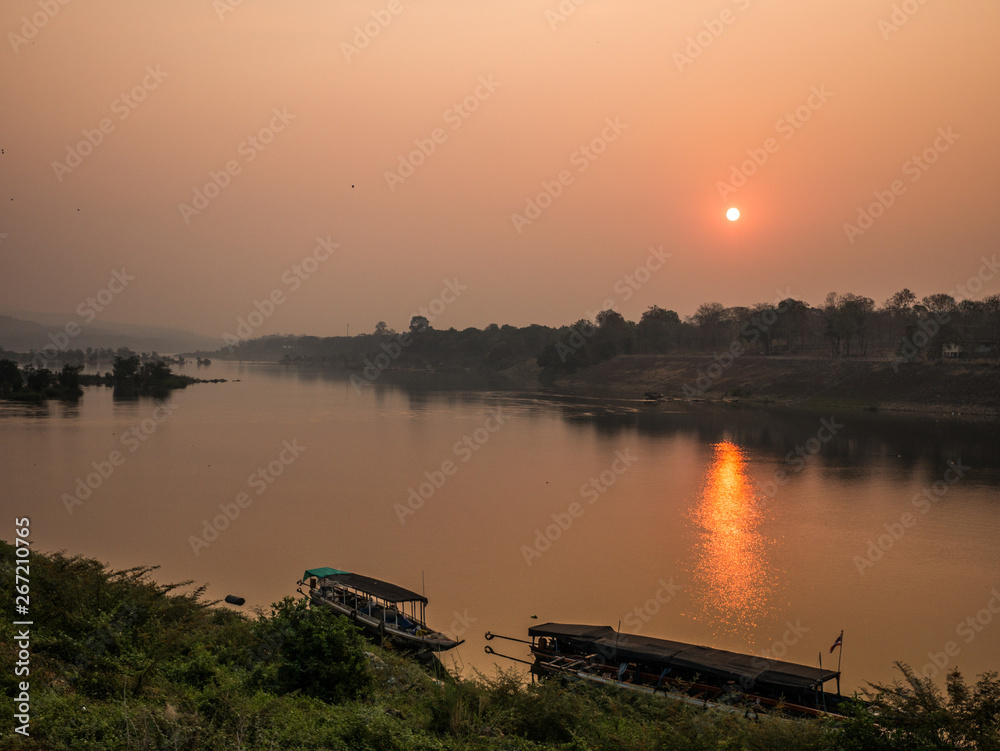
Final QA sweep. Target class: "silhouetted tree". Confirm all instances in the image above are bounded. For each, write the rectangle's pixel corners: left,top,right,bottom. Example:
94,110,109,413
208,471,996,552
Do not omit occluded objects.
593,309,635,359
773,298,811,352
921,293,957,315
691,302,726,348
57,364,83,396
985,294,1000,359
0,359,23,396
750,303,780,355
823,293,874,356
24,366,54,392
113,354,141,390
881,288,917,353
638,305,680,353
137,360,172,388
841,294,876,355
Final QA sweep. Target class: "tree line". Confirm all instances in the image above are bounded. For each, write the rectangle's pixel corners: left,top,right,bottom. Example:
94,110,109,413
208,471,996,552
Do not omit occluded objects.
613,289,1000,361
0,353,195,401
219,288,1000,380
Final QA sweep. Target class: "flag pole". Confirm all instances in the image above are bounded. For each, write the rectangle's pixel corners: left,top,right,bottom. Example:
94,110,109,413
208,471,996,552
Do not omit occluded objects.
836,630,843,696
818,651,827,712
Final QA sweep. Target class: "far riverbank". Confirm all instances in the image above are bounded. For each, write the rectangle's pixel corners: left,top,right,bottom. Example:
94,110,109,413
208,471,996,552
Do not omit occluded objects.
549,354,1000,417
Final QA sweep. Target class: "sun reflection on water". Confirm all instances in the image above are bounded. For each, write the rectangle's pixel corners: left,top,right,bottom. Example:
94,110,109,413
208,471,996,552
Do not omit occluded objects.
689,440,775,641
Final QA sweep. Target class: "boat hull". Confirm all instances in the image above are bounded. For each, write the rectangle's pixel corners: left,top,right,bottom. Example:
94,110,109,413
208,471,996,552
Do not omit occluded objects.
531,651,847,719
307,590,462,653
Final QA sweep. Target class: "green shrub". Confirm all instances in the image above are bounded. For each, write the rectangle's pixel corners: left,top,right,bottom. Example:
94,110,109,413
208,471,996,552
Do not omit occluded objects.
264,596,372,703
834,662,1000,750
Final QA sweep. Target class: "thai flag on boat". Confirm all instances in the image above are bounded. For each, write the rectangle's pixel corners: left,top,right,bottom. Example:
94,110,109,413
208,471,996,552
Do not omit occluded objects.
829,631,843,653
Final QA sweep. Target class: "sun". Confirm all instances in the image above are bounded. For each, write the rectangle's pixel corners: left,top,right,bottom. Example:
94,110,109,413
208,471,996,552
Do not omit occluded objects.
726,207,740,222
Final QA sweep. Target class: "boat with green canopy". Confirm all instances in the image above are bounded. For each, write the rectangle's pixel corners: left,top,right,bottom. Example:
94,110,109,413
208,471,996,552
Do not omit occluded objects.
298,567,463,652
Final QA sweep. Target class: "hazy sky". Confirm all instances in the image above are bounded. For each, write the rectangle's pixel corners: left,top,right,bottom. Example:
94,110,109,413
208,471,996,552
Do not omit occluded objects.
2,1,998,341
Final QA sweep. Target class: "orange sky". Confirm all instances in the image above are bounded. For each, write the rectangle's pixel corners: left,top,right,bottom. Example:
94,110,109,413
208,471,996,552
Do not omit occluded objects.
2,0,999,341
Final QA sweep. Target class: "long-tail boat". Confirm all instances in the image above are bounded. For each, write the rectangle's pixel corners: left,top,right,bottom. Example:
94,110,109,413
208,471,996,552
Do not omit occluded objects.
298,567,463,652
486,622,848,718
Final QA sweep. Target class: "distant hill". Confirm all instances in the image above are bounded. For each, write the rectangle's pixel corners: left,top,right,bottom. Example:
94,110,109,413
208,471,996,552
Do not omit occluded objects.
0,313,218,354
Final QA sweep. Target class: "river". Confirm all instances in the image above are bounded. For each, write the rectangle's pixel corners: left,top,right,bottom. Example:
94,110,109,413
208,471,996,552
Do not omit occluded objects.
4,360,999,693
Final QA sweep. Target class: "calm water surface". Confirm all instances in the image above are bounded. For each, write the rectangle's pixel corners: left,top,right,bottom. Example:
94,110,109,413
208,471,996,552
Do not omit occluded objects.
4,360,999,692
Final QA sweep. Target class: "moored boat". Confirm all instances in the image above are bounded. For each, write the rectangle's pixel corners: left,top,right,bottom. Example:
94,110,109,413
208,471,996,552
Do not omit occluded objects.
487,623,849,718
298,567,463,652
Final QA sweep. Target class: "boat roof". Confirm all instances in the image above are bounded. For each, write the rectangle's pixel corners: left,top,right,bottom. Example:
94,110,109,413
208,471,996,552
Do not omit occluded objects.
303,567,427,604
528,623,838,692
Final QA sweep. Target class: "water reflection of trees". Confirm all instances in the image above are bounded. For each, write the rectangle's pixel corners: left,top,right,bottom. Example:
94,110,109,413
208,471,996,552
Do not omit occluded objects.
552,402,1000,485
242,366,1000,483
